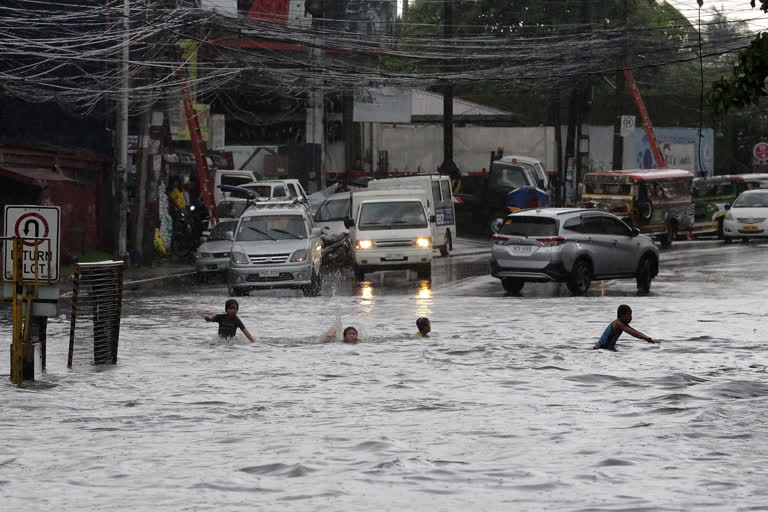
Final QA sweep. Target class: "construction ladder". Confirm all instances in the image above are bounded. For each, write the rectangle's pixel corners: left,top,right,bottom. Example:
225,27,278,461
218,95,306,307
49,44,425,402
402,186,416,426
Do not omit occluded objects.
179,78,219,224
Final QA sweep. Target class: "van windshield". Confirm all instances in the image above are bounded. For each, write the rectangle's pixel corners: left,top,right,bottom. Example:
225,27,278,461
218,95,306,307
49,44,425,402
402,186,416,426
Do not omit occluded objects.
208,221,238,240
490,163,532,189
236,215,307,241
315,198,351,221
358,201,427,230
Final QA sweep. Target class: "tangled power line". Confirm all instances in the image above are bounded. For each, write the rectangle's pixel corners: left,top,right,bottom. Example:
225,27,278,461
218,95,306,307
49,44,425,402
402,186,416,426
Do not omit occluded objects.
0,0,758,116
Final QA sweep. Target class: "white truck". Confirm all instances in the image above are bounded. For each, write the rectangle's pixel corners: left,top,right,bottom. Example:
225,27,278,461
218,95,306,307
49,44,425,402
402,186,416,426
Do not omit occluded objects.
345,189,434,282
214,170,258,204
366,174,457,255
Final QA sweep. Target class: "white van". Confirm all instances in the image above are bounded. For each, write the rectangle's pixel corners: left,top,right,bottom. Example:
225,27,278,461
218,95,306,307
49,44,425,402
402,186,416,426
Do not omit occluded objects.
366,175,456,256
214,170,258,204
346,189,434,282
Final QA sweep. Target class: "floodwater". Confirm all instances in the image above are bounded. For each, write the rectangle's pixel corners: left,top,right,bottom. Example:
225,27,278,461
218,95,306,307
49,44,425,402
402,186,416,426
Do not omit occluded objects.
2,244,768,510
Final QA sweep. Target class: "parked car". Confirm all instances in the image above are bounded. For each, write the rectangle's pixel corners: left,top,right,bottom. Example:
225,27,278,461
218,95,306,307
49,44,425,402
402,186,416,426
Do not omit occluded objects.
580,169,694,248
228,200,323,297
692,174,768,238
722,189,768,243
195,220,238,278
489,208,660,295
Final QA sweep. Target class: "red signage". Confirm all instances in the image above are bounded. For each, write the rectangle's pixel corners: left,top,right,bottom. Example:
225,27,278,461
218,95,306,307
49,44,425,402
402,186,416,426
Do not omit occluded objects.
754,142,768,161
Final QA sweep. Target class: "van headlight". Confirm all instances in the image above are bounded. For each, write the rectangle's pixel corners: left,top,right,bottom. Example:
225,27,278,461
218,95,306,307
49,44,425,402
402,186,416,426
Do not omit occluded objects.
231,251,249,264
290,249,308,262
356,240,373,249
416,237,431,248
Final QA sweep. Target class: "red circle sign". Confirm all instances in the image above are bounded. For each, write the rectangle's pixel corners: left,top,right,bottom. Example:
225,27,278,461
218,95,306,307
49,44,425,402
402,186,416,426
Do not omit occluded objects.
14,212,49,246
754,142,768,161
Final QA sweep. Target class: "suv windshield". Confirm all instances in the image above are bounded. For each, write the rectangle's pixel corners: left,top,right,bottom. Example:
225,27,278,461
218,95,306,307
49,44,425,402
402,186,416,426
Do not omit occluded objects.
315,198,351,221
490,163,532,189
500,216,558,236
732,192,768,208
217,201,248,219
208,221,238,240
236,215,307,241
358,201,427,230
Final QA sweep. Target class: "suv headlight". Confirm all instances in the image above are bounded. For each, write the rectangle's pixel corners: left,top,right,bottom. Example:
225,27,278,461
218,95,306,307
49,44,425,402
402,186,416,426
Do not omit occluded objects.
290,249,308,262
231,251,249,264
356,240,373,249
416,237,432,248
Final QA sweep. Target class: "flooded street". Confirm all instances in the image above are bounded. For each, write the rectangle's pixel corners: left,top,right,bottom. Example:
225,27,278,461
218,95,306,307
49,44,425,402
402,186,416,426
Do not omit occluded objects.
2,243,768,510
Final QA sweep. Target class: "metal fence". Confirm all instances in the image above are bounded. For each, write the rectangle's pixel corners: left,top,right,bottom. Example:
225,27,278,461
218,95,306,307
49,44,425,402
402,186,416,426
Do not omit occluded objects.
68,261,124,367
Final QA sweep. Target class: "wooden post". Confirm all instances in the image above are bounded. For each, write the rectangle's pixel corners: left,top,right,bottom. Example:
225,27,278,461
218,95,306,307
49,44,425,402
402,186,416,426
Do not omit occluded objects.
10,237,23,386
113,264,125,364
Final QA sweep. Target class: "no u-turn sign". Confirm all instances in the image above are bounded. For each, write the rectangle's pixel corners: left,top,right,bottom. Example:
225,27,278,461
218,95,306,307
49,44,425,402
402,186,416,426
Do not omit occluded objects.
4,205,61,281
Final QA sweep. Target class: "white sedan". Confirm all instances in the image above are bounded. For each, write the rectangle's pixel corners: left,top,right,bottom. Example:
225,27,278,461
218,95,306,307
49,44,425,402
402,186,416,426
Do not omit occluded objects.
722,189,768,242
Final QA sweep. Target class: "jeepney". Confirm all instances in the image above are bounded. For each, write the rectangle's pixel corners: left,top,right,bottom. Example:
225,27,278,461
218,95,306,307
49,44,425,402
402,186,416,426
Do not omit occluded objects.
580,169,694,248
692,174,768,237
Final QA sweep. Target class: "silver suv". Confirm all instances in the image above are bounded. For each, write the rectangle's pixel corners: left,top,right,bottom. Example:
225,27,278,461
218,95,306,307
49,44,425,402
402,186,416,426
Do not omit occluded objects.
489,208,660,295
228,201,323,297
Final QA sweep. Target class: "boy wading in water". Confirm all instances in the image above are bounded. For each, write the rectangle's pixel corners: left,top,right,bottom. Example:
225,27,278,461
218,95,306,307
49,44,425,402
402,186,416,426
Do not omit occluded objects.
203,299,256,343
594,304,661,351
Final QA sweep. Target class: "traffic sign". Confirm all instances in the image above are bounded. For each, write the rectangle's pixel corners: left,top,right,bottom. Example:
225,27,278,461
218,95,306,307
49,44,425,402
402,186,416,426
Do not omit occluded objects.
753,142,768,161
3,205,61,281
620,115,636,137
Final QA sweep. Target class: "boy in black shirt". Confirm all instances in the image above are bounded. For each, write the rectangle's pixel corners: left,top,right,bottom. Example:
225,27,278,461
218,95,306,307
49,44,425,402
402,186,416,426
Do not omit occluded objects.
203,299,256,343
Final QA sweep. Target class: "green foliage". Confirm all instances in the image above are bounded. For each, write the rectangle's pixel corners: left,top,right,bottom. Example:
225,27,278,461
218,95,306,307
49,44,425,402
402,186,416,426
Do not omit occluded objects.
709,32,768,117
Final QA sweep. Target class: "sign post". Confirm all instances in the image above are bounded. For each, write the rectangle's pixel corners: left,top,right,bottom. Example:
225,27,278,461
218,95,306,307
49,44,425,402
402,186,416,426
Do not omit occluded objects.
3,205,60,282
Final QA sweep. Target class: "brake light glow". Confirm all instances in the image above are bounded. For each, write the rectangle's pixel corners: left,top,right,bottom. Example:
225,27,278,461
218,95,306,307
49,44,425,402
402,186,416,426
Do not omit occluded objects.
535,236,566,246
491,234,508,244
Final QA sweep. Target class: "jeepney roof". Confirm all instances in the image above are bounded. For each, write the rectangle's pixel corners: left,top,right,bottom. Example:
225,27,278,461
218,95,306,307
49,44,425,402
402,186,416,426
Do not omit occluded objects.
585,169,693,181
694,173,768,182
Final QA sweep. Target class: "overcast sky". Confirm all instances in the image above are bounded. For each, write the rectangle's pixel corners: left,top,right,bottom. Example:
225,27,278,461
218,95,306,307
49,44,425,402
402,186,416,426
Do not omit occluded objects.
663,1,766,30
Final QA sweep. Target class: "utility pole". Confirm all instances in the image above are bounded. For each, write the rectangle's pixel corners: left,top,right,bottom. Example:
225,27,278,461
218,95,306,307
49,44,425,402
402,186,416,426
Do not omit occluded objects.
612,0,628,170
438,0,458,176
117,0,129,259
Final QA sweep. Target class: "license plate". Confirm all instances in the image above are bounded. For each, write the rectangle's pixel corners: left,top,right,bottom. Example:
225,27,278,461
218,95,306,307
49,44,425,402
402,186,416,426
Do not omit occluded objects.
510,245,534,254
743,226,759,232
216,262,229,270
384,253,405,261
259,270,279,277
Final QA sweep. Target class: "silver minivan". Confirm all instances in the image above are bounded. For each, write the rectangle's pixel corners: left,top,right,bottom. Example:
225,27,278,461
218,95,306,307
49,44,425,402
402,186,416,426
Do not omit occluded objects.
489,208,659,295
228,201,323,297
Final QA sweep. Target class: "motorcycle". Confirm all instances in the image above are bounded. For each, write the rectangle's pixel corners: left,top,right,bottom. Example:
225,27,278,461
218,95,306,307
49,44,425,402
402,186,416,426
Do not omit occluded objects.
320,229,352,267
171,200,209,260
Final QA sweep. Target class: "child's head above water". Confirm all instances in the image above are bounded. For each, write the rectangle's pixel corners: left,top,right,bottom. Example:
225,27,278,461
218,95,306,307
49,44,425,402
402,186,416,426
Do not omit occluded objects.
342,326,359,343
225,299,239,315
416,317,431,335
617,304,632,323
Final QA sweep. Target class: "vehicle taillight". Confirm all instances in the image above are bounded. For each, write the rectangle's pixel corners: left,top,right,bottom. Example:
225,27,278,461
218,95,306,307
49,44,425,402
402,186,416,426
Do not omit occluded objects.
491,234,508,244
535,236,566,246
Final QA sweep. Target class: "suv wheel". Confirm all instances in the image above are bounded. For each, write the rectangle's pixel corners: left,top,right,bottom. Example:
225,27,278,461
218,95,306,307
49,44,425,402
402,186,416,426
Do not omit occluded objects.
567,259,592,295
439,231,452,256
416,264,432,281
303,270,322,297
636,256,654,293
501,278,524,294
354,268,365,281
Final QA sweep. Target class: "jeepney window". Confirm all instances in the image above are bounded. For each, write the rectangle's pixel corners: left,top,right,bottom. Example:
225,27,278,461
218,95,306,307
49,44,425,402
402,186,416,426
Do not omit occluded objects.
431,181,442,204
652,181,690,199
692,180,712,198
440,179,452,201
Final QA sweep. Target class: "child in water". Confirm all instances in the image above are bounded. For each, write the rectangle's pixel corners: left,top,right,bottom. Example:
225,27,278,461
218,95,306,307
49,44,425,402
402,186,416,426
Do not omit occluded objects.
202,299,256,343
415,317,431,338
594,304,661,351
327,326,362,343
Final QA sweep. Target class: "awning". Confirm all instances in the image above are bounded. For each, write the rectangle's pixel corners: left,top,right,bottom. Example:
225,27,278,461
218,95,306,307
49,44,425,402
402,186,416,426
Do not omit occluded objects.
0,165,78,185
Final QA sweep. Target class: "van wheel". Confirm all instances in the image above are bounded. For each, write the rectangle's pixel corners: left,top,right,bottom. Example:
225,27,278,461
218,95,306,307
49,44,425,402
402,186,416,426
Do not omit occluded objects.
636,256,654,293
717,217,725,239
354,269,365,281
567,259,592,295
439,231,452,256
228,283,247,297
416,264,432,281
501,278,524,294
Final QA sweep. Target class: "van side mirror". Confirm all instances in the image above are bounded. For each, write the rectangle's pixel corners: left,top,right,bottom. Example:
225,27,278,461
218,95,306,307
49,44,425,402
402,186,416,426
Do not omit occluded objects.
429,214,436,223
344,217,354,228
225,231,234,241
631,227,640,237
724,203,731,210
